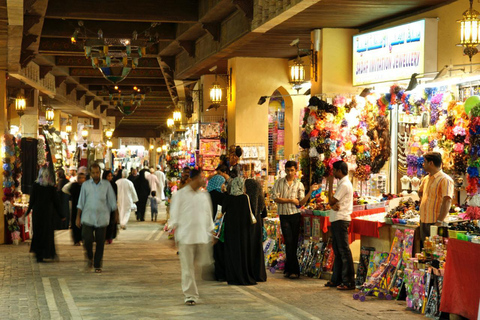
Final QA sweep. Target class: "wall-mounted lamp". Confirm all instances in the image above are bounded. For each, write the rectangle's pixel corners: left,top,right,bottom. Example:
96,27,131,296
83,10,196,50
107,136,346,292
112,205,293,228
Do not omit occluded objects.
289,38,318,87
167,118,174,128
45,107,55,125
106,140,113,148
209,81,222,104
149,144,154,150
162,145,168,151
66,119,72,133
173,110,182,124
105,128,113,139
458,0,480,61
81,123,89,140
15,94,26,117
156,147,162,153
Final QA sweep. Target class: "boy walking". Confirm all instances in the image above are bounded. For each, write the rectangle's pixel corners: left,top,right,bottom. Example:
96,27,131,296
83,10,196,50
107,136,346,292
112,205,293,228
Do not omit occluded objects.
150,191,159,221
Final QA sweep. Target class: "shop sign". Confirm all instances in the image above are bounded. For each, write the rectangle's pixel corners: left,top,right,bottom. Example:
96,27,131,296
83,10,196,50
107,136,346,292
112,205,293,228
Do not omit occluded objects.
120,137,145,146
353,19,437,86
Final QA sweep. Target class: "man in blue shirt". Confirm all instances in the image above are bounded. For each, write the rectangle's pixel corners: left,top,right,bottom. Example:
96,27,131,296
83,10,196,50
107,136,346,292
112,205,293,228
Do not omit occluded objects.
76,163,118,273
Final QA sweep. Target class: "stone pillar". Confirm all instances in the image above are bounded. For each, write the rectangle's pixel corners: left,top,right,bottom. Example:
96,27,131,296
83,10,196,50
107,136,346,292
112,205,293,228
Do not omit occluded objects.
0,70,8,243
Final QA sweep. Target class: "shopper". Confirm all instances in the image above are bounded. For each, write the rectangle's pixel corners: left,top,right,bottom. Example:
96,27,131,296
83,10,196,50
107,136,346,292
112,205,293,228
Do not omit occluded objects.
149,191,159,221
245,178,267,282
128,168,138,183
62,167,87,245
207,164,229,219
154,165,166,200
26,166,64,262
326,160,355,290
76,163,118,273
116,170,138,230
222,177,257,285
208,165,228,281
103,170,118,244
56,168,70,230
178,167,191,190
134,169,151,221
271,160,318,279
169,169,214,306
418,152,454,246
69,167,77,182
228,145,243,179
146,168,161,197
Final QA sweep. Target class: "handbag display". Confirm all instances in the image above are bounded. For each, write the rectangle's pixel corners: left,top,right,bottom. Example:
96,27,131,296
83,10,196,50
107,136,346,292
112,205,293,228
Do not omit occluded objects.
245,194,257,224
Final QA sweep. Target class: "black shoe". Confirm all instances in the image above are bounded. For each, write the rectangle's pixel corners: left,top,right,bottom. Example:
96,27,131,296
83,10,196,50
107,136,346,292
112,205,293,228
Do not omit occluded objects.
36,257,44,263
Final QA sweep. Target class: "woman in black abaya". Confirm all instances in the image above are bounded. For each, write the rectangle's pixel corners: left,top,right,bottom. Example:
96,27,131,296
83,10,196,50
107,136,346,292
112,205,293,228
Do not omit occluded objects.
55,168,70,230
222,177,256,285
103,170,118,243
245,179,267,282
26,166,64,262
134,169,151,221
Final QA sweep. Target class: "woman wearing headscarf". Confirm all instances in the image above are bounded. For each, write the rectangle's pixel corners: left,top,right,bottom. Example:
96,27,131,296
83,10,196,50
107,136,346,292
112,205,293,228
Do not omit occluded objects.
26,166,64,262
62,167,87,245
55,168,70,230
245,179,267,282
134,168,151,221
103,170,118,243
222,177,256,285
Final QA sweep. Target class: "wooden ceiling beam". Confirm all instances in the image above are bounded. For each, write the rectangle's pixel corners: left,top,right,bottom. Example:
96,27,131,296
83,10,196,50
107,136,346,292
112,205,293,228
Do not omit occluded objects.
23,15,41,33
85,96,95,105
41,19,177,40
39,38,159,56
66,83,76,95
45,0,199,23
112,128,161,138
55,76,67,88
70,68,163,78
39,65,53,79
79,78,166,86
87,85,167,91
178,41,195,58
56,56,159,68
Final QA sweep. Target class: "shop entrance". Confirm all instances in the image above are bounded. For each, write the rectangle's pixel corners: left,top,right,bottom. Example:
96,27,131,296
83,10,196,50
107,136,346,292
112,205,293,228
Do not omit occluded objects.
268,89,285,175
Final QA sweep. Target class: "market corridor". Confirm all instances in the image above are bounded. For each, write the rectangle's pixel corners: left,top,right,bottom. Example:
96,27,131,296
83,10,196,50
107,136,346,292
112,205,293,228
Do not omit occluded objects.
0,207,423,320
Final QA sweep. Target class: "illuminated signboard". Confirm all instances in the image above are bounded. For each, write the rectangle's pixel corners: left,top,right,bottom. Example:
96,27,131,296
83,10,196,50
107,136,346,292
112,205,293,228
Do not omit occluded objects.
353,19,437,86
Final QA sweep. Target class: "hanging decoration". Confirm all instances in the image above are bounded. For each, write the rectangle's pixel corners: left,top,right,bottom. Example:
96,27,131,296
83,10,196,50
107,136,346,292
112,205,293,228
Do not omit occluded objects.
71,21,162,84
109,92,145,115
299,92,391,183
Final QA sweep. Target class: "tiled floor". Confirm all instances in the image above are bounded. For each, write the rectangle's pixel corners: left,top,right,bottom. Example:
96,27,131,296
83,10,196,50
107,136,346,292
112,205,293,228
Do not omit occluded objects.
0,205,425,319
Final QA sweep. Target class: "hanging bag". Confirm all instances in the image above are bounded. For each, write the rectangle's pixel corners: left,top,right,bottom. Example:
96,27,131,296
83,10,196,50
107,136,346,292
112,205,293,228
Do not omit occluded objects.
245,194,257,224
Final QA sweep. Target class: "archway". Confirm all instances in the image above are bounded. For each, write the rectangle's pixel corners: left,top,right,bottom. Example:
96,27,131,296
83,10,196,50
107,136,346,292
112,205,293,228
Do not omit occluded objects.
267,87,293,175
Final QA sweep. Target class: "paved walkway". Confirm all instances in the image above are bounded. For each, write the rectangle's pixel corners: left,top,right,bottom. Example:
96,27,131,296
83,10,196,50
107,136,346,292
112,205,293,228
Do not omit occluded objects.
0,205,425,320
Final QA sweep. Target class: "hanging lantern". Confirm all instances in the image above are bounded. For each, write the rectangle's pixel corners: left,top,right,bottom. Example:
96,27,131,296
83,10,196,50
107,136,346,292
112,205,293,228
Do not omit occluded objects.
106,140,113,148
15,93,26,117
45,107,55,124
81,126,89,139
162,145,168,151
209,82,222,104
289,58,305,85
66,120,72,133
156,147,162,153
167,118,174,128
458,0,480,61
149,144,154,150
173,110,182,122
105,129,113,139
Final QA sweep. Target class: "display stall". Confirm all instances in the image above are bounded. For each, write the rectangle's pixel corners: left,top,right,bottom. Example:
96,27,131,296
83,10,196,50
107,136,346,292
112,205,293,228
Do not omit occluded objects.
198,120,226,175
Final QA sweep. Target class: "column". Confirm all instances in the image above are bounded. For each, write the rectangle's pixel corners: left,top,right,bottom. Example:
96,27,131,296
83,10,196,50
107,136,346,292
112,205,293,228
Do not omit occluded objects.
0,71,8,243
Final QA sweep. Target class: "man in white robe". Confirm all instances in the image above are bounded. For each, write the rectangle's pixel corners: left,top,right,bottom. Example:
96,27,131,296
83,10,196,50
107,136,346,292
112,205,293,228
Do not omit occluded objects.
154,165,166,200
116,170,138,229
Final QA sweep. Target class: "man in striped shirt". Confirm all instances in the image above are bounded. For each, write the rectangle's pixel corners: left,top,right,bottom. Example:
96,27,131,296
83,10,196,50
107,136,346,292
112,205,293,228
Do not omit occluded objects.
272,161,318,279
418,152,454,248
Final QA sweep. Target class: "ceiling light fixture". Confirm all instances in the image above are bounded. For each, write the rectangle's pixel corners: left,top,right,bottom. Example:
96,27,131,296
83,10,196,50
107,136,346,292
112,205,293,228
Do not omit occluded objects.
15,93,26,117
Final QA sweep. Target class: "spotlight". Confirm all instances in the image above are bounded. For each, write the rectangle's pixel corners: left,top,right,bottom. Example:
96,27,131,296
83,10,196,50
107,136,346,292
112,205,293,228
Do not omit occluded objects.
257,96,267,105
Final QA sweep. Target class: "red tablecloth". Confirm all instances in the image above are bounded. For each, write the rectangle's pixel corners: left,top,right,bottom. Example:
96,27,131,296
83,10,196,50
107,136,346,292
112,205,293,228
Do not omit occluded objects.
303,207,385,243
440,239,480,320
350,208,386,238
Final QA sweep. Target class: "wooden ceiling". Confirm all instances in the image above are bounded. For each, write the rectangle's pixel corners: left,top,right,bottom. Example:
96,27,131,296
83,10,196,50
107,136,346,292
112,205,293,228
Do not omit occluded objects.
20,0,454,136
